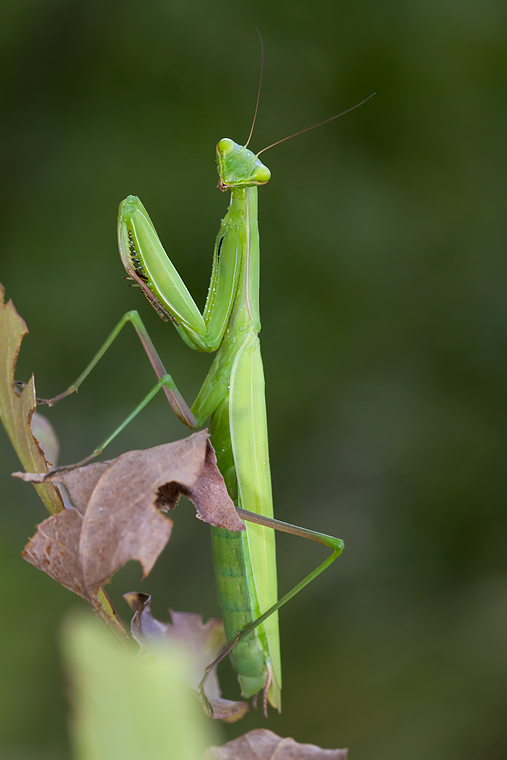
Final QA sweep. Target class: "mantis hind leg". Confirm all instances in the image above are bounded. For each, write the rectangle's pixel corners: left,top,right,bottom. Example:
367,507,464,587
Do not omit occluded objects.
198,508,343,713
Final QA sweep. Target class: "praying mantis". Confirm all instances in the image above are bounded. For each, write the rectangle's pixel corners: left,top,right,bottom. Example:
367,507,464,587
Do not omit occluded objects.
42,60,374,712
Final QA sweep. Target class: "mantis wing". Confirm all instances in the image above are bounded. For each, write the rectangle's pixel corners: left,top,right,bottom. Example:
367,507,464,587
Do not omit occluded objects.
229,334,282,709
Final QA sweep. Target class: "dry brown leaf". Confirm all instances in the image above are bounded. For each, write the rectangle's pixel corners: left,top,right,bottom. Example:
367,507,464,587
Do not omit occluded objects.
22,508,87,597
22,431,243,601
204,729,348,759
125,592,249,723
0,286,123,632
14,432,243,530
22,463,111,599
0,284,64,515
60,462,112,515
187,439,244,530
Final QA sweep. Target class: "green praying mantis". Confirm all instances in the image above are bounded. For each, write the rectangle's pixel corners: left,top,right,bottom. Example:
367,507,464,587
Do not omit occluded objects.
41,58,374,712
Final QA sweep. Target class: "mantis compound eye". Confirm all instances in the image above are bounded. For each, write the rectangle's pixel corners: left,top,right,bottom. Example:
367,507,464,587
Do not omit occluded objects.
217,138,235,157
251,164,271,184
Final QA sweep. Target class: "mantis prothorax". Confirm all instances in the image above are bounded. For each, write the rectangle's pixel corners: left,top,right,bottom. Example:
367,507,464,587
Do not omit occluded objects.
41,66,374,712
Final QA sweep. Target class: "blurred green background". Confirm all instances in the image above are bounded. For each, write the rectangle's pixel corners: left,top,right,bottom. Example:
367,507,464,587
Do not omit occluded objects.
1,0,507,758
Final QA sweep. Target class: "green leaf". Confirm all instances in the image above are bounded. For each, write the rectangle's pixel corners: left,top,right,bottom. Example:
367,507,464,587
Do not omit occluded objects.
63,614,217,760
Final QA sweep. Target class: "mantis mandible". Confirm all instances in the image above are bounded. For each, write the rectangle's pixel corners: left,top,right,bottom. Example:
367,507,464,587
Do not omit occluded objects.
44,60,374,711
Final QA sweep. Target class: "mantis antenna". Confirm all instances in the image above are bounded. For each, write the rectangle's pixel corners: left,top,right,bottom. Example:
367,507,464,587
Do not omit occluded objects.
256,92,376,156
244,28,264,149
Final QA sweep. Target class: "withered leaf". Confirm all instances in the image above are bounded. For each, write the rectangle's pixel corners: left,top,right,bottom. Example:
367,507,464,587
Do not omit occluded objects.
22,462,111,599
0,287,122,631
59,462,112,516
23,508,87,597
187,439,245,530
125,592,249,723
14,432,243,529
0,284,64,515
204,729,348,759
22,431,243,602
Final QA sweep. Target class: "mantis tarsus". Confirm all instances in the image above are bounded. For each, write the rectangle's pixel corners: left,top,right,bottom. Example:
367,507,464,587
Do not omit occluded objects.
42,69,373,712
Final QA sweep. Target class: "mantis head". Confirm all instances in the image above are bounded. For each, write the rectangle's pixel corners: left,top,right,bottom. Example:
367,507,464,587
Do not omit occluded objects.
216,139,271,192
